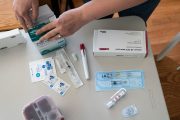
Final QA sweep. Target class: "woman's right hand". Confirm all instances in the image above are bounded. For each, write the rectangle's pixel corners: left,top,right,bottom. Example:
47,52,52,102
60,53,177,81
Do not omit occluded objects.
36,8,90,41
13,0,39,31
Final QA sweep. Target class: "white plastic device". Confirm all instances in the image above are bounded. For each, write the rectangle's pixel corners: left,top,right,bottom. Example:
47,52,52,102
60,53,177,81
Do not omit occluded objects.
106,88,127,109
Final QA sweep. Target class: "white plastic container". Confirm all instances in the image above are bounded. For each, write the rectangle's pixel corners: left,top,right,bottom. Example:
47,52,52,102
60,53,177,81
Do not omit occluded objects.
0,29,26,50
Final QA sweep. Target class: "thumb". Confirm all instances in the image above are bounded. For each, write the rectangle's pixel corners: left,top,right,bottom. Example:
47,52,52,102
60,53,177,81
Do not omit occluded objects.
31,1,39,21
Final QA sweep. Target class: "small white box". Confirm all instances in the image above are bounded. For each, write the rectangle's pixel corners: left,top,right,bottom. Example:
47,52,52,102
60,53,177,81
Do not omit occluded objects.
93,29,148,57
0,29,26,50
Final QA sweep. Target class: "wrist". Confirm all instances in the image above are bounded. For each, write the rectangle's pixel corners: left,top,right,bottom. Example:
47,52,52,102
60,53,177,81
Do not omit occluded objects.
78,5,95,25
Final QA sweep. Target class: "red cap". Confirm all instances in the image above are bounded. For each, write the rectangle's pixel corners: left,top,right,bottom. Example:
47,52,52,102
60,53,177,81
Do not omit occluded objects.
80,43,85,50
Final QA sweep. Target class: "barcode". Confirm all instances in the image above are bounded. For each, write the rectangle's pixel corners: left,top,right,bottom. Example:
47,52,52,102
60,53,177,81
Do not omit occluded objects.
111,80,127,85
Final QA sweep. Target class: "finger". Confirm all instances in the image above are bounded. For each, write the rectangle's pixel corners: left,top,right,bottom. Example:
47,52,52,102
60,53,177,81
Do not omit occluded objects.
23,14,33,28
32,1,39,20
36,22,55,35
49,34,62,41
18,17,28,32
39,28,60,42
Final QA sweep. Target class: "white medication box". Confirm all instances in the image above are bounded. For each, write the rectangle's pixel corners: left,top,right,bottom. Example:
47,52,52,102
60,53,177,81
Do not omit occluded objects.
93,29,148,57
0,29,26,50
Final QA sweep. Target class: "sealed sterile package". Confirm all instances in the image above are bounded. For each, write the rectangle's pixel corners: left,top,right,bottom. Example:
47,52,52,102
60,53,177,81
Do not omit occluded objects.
23,96,64,120
96,70,144,91
52,78,71,96
54,49,83,88
28,4,66,55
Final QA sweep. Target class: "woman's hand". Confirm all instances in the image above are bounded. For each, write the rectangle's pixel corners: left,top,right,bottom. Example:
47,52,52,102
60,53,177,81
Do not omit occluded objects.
36,8,89,41
13,0,39,31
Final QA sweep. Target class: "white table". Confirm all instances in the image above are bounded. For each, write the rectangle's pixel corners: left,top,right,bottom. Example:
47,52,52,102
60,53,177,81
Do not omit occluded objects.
0,16,170,120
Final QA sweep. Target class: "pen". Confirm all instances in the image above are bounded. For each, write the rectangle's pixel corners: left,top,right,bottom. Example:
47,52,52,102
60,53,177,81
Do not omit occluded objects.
80,43,90,80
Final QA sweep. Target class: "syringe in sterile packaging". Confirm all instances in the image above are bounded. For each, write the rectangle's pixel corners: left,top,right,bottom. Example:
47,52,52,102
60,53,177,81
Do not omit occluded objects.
54,49,83,88
106,88,127,109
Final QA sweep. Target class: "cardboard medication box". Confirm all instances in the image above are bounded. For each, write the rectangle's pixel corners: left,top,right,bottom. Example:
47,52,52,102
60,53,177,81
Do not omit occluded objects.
28,4,66,55
93,29,148,57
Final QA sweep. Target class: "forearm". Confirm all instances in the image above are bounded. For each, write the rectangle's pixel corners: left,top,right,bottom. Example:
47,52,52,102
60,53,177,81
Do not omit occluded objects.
79,0,148,22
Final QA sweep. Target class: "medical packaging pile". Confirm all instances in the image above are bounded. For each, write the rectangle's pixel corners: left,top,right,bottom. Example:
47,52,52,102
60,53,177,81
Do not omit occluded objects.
25,6,147,119
101,70,143,118
28,5,66,55
29,57,70,96
29,49,83,96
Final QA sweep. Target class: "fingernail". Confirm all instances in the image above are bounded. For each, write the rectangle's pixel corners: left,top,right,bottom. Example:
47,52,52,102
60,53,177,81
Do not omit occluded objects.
39,37,45,42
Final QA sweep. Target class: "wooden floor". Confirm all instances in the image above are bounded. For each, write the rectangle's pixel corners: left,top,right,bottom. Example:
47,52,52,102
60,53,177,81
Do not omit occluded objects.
147,0,180,57
147,0,180,119
0,0,20,31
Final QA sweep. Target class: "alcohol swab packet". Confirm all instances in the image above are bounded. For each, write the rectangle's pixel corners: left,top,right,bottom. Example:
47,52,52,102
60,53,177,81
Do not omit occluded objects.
42,72,58,88
52,78,71,96
29,57,57,83
121,104,139,118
